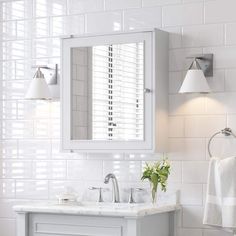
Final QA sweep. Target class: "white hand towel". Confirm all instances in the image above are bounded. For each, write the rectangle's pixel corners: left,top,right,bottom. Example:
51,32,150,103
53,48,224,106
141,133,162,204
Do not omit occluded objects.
203,156,236,229
203,157,222,227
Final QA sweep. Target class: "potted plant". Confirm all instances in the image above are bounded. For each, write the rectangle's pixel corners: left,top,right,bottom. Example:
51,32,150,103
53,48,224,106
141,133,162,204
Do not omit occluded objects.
141,158,170,204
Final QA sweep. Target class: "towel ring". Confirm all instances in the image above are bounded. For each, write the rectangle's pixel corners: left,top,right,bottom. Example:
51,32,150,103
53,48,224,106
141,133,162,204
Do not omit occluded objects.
208,127,236,158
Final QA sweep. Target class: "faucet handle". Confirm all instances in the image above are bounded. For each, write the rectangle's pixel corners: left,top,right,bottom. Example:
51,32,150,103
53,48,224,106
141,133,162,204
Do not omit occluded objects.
88,187,109,202
128,188,145,204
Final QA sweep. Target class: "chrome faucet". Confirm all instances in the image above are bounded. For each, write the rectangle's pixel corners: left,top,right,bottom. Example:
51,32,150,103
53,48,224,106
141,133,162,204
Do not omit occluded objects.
104,173,120,203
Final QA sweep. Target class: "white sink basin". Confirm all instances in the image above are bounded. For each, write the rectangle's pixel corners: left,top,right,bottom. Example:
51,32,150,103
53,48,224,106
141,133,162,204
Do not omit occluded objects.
51,201,147,210
79,201,146,208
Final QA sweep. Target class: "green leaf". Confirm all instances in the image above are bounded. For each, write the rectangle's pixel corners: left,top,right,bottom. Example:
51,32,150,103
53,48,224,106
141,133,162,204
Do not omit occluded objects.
141,156,171,194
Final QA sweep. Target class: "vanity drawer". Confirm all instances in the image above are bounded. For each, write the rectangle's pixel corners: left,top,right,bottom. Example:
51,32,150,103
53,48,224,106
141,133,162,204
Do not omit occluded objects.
29,213,124,236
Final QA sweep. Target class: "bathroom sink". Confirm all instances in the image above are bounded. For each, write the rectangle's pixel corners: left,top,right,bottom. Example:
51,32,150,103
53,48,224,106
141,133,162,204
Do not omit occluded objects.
50,201,147,211
78,201,146,209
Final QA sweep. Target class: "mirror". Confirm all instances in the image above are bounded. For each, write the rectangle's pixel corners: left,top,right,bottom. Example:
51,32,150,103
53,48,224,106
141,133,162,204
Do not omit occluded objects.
71,42,144,141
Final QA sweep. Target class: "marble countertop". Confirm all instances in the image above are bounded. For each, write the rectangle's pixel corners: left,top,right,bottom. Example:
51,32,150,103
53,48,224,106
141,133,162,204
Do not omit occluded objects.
13,201,180,218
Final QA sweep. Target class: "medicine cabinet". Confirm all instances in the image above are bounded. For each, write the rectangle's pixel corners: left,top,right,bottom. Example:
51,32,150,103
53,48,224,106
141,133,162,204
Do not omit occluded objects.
61,29,168,153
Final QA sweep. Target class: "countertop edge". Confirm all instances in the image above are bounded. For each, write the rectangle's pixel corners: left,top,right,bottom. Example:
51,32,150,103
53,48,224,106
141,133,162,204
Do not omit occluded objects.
13,204,181,218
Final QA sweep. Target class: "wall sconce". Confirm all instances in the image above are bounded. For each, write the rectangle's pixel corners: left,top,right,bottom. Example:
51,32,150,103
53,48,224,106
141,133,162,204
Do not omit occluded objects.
25,64,59,100
179,54,213,94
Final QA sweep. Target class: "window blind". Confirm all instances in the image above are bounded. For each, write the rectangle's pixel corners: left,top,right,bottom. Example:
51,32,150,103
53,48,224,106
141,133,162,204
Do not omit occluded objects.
92,42,144,141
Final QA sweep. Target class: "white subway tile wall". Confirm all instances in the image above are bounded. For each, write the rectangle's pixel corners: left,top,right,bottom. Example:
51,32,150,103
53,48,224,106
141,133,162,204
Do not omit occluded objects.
0,0,235,236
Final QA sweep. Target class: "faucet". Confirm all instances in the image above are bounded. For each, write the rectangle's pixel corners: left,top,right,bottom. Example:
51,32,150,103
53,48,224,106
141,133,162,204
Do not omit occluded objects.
104,173,120,203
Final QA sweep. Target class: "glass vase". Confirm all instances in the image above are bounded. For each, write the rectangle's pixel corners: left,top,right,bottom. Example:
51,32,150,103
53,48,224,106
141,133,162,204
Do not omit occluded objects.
150,184,158,205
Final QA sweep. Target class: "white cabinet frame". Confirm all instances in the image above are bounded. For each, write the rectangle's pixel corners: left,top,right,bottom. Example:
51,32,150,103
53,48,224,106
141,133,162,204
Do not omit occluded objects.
61,29,168,153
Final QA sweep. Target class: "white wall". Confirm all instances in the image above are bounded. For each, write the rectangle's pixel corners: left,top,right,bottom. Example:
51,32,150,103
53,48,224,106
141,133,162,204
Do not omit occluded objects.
0,0,236,236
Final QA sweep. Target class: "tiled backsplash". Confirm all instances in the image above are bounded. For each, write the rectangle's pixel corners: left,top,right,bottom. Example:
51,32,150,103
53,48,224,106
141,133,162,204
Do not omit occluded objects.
1,0,236,236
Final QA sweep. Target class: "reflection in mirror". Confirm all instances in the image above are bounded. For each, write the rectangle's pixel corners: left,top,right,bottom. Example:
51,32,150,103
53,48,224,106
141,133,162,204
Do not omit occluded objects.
71,42,144,141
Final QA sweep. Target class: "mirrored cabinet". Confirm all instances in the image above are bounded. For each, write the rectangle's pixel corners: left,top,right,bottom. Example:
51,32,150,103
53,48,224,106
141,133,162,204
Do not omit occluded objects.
61,29,168,153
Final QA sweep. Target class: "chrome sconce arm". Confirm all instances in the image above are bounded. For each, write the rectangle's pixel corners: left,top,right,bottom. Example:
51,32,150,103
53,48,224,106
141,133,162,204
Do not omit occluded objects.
186,54,213,77
32,64,58,85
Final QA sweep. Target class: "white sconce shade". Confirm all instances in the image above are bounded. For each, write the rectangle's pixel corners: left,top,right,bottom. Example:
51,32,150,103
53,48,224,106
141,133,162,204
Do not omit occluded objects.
179,54,213,94
25,65,59,100
25,68,51,100
179,69,211,93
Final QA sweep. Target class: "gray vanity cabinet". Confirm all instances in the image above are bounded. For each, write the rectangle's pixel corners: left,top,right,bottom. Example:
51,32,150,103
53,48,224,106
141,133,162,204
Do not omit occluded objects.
16,211,176,236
